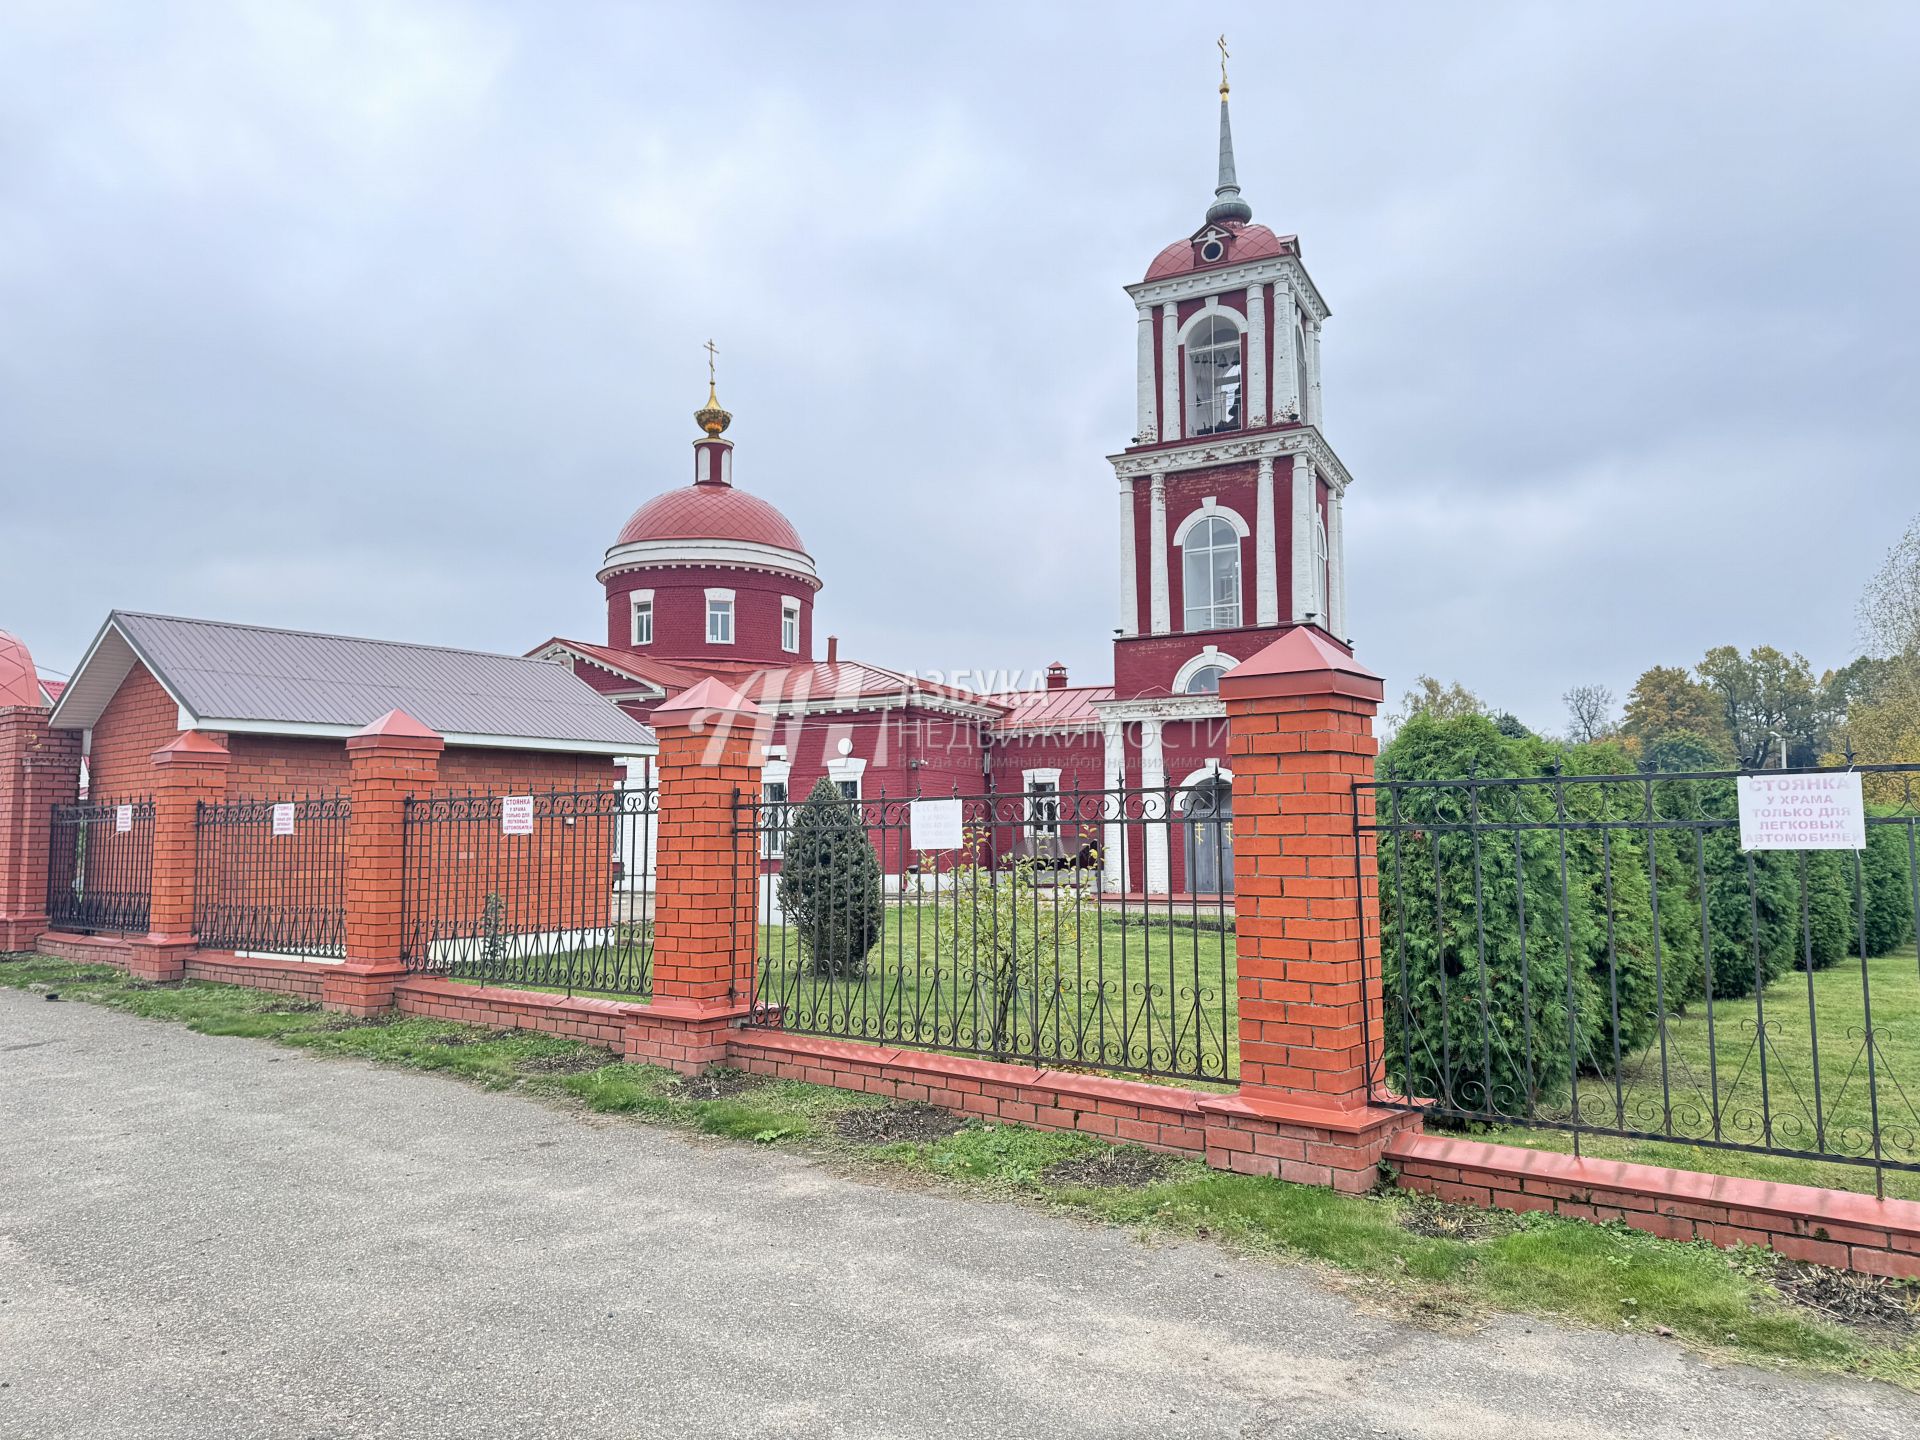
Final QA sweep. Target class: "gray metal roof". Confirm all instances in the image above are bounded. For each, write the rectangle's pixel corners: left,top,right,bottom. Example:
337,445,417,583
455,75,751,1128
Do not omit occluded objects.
51,611,656,755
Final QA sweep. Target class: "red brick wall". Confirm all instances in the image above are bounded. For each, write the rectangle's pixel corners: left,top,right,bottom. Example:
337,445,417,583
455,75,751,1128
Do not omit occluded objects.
604,565,813,668
86,663,180,799
0,709,83,945
226,736,349,798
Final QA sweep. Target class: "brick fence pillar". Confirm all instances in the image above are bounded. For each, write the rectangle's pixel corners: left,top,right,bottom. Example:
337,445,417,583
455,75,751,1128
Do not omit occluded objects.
0,705,83,950
626,676,764,1073
130,732,231,982
1198,627,1419,1192
325,709,443,1016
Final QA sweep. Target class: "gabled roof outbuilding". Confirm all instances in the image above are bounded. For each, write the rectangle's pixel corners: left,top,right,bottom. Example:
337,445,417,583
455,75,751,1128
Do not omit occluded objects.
50,611,657,756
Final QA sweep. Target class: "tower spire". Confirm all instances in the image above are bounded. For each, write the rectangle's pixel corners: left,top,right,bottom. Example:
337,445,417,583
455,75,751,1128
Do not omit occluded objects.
1206,35,1252,225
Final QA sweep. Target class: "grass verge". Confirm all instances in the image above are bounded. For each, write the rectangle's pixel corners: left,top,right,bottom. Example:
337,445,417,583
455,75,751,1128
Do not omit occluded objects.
6,955,1917,1388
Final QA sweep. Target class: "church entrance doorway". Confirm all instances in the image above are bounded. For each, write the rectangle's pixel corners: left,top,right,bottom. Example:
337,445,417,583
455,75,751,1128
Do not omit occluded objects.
1180,775,1234,896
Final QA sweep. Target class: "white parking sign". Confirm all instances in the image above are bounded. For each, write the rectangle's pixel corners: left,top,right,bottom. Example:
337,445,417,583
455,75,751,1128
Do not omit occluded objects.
1736,773,1867,851
501,795,535,835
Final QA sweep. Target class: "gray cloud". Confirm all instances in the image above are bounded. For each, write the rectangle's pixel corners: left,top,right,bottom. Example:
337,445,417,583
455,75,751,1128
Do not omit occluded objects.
3,1,1915,733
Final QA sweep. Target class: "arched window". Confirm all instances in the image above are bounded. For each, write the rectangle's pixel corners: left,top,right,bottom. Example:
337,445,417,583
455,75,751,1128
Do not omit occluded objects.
1310,512,1330,622
1181,516,1241,631
1183,664,1228,695
1185,315,1242,436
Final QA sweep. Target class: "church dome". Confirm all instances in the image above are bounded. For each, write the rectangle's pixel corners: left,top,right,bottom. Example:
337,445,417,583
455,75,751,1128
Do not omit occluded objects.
613,483,806,553
0,629,43,707
1144,220,1290,281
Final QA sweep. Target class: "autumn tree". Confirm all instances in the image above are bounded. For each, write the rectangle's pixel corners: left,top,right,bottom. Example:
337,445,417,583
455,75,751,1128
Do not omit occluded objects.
1841,656,1920,801
1562,683,1616,744
1385,675,1485,734
1621,664,1728,758
1695,645,1820,768
1859,513,1920,658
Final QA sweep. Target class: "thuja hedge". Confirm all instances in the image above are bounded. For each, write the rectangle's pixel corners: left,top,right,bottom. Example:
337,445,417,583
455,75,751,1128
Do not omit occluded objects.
1375,717,1914,1116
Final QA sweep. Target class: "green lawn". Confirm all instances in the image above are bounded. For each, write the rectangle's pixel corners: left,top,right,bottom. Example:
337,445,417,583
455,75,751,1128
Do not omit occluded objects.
5,952,1916,1387
754,898,1240,1083
1473,950,1920,1201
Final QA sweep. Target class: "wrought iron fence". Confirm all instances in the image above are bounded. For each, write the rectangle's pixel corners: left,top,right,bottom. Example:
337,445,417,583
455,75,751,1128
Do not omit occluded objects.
400,787,656,996
46,799,153,935
193,796,350,958
1358,761,1920,1191
735,782,1238,1084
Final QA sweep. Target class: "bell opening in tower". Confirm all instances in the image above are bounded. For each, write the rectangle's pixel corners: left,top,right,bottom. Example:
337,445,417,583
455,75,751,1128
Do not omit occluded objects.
1186,314,1242,436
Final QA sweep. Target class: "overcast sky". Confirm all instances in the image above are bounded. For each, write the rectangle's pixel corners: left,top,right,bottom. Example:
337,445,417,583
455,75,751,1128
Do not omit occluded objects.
3,1,1915,731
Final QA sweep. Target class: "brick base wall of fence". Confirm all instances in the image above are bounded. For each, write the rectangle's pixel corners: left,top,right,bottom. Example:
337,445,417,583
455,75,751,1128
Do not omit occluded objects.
1388,1133,1920,1280
19,933,1920,1279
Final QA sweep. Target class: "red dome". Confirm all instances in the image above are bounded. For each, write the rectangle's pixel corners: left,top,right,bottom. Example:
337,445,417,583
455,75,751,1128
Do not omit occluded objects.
0,629,42,707
613,482,807,554
1144,221,1292,282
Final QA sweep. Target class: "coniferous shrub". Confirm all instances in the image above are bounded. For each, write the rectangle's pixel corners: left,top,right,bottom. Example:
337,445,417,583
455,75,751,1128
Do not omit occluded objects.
1377,715,1605,1117
1860,821,1917,958
777,778,883,979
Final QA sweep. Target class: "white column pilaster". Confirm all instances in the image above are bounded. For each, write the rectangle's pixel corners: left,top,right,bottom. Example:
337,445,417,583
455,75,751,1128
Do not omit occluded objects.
1159,301,1181,442
1140,719,1169,897
1135,304,1158,443
1328,487,1347,637
1290,455,1315,623
1116,479,1138,637
1246,282,1267,427
1255,457,1279,626
1306,319,1324,428
1101,720,1126,893
1148,473,1171,635
1274,285,1301,422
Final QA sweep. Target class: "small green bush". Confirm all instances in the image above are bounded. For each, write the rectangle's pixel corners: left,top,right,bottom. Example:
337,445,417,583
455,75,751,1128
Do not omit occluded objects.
777,778,883,979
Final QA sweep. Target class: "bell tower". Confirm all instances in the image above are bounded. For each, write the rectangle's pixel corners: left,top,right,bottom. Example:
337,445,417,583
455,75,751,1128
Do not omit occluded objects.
1107,46,1353,706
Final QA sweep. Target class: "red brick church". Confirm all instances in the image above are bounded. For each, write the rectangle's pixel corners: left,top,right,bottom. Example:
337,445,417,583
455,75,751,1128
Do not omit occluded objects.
532,75,1355,898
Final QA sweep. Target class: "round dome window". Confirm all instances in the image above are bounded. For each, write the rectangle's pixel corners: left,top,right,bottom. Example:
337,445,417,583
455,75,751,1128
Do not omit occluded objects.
1199,238,1226,263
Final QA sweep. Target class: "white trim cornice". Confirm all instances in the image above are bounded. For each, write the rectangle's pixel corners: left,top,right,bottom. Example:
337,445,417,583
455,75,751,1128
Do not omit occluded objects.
1125,254,1328,325
598,537,822,588
1108,426,1353,494
1090,694,1226,724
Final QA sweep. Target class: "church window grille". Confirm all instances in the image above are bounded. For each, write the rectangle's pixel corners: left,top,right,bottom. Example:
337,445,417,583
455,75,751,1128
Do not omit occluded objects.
1186,314,1242,437
1181,515,1242,631
762,780,788,858
1023,769,1062,837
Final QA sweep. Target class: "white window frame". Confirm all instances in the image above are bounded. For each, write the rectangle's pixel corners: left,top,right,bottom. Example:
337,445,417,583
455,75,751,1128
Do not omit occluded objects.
705,587,735,645
827,754,866,804
1173,644,1237,696
1175,501,1249,633
629,590,654,646
780,595,801,654
761,774,790,859
1023,767,1062,838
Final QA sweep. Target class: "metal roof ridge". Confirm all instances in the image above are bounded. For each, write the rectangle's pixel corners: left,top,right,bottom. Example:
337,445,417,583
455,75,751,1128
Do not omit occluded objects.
112,609,570,668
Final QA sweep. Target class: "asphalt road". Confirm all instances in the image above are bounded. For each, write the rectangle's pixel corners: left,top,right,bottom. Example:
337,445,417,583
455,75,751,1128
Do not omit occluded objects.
2,988,1917,1439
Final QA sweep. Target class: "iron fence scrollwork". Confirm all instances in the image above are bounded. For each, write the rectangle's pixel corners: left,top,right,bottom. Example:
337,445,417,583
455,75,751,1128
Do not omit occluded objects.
46,799,153,935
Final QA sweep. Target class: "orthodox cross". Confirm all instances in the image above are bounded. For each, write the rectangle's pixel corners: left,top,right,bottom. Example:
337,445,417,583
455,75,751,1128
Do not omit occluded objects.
704,338,719,388
1217,34,1230,94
